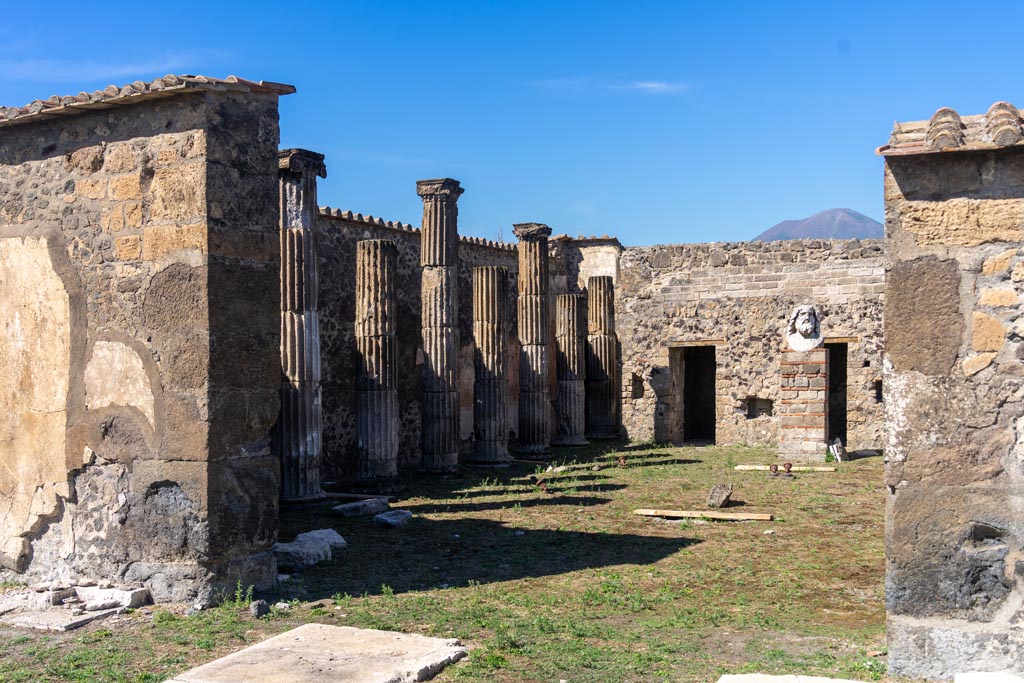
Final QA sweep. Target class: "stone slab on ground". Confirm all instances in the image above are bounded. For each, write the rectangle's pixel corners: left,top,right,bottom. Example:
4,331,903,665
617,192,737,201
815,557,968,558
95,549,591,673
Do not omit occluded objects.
956,674,1024,683
375,510,413,528
1,606,125,631
332,498,390,516
165,623,467,683
272,528,347,571
717,676,868,683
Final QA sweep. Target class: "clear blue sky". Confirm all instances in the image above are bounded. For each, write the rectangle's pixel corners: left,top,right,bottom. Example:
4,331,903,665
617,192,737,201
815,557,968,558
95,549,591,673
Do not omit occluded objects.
2,2,1022,245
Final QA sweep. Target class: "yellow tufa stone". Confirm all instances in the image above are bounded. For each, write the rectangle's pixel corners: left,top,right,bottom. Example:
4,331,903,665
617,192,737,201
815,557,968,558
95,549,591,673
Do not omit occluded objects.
963,352,997,377
147,164,205,223
972,311,1007,352
981,249,1017,275
113,235,141,261
74,177,106,200
900,198,1024,247
108,174,142,201
979,288,1019,307
1012,262,1024,282
141,223,207,261
123,201,143,229
103,144,137,174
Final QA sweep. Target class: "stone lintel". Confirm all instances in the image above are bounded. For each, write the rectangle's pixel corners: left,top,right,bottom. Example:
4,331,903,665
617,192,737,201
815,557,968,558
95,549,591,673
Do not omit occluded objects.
416,178,464,198
513,222,552,240
278,148,327,179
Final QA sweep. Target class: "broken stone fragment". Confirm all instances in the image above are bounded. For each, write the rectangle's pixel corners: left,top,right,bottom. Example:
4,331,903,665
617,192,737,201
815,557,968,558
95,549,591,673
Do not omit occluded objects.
271,528,347,571
707,483,734,508
331,498,390,517
374,510,413,528
249,599,269,618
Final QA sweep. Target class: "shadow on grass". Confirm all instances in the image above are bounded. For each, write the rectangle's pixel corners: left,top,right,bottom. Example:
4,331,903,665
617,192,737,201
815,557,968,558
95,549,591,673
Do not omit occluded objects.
399,495,614,514
275,515,700,601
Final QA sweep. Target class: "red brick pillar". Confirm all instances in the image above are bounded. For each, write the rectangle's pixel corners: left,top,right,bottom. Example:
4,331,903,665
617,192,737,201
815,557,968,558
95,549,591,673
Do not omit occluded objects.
778,349,828,461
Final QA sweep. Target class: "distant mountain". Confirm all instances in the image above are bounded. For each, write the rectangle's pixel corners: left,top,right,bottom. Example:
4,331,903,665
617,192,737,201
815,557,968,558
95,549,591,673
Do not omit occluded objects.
754,208,883,241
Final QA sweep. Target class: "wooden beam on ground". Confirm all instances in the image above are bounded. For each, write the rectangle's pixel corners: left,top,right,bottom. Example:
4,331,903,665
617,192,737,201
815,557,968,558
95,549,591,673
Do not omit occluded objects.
734,465,837,472
633,508,773,522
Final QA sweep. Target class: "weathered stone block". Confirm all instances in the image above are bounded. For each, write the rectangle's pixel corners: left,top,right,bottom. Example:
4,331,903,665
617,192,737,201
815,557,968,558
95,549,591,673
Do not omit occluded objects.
147,163,205,223
982,248,1017,275
108,174,142,201
900,198,1024,246
141,223,207,262
979,288,1019,307
887,257,962,375
972,312,1006,352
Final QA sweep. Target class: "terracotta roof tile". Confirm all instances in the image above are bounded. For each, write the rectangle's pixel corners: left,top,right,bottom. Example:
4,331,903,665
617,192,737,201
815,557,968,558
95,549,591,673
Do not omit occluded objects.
0,74,295,129
878,101,1023,156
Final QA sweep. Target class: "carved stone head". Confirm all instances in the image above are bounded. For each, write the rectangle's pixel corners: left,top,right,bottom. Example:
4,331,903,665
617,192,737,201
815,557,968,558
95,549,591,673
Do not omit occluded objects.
786,304,823,351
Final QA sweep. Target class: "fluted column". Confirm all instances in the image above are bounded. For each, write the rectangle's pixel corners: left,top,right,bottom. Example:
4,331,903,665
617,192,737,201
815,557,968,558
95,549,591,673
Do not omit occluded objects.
355,239,399,485
276,149,327,501
417,178,464,472
470,266,511,464
586,275,619,439
553,293,588,446
514,222,552,457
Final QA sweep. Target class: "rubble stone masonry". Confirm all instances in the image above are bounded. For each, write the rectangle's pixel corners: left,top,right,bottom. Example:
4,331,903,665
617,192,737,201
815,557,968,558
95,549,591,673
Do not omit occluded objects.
882,109,1024,677
0,82,288,602
617,239,885,449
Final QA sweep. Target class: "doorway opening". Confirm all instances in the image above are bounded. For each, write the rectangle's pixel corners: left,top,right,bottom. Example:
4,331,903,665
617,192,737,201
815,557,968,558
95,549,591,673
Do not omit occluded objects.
826,342,847,445
671,345,716,443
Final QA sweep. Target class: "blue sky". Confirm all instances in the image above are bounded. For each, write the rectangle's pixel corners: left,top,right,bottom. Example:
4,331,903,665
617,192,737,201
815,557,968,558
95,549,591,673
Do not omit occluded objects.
2,1,1022,245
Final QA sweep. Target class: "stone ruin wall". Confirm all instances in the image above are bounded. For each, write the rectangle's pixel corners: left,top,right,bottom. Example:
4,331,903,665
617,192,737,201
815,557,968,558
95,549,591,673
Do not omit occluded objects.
883,143,1024,677
0,86,284,603
617,239,886,450
315,211,520,480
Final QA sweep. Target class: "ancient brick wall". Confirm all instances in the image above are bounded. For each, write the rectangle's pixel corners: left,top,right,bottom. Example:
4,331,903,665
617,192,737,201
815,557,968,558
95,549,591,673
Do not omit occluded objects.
0,85,284,603
883,142,1024,676
316,211,518,480
617,239,885,450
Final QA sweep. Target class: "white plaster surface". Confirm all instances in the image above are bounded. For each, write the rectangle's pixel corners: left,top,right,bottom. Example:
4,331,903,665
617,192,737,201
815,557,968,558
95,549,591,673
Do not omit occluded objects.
85,340,155,428
165,623,467,683
0,236,71,565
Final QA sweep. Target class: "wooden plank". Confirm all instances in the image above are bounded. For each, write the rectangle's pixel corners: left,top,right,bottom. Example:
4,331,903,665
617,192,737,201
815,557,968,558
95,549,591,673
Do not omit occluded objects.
734,465,836,472
633,508,773,522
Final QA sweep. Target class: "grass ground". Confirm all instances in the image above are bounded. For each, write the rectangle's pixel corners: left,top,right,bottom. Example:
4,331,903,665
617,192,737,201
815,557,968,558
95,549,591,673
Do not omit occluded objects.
0,443,890,683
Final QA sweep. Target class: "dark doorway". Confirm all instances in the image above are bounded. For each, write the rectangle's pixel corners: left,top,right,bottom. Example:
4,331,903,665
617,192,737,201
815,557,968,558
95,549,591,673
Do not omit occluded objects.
826,342,847,445
682,346,716,443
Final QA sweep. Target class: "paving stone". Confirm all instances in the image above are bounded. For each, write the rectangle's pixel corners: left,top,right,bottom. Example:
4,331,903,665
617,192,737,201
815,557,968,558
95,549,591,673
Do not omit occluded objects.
165,623,467,683
76,586,150,609
955,673,1024,683
1,606,125,631
331,498,390,517
374,510,413,528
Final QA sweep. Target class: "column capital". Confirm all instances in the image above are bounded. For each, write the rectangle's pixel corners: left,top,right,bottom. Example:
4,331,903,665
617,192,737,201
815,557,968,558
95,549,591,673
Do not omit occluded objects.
278,148,327,179
416,178,464,199
513,222,552,240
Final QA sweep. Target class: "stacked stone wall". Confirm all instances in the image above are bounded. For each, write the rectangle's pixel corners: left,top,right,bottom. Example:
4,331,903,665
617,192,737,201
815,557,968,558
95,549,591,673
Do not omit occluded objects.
0,89,283,602
883,146,1024,677
316,212,518,480
617,239,885,449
